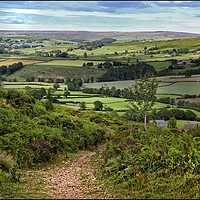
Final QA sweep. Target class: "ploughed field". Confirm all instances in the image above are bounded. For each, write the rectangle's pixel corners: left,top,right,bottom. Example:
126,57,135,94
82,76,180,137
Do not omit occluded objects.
175,98,200,103
162,76,200,83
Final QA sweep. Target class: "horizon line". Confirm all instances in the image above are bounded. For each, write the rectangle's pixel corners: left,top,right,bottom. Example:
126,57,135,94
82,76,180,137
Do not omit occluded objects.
0,30,200,34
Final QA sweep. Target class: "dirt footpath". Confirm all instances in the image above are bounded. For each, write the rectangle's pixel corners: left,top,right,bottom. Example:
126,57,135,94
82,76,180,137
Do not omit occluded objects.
25,151,114,199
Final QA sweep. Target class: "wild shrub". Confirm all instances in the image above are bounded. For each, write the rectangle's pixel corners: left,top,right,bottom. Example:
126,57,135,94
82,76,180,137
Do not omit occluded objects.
101,125,200,186
0,90,108,167
0,150,19,183
0,150,16,171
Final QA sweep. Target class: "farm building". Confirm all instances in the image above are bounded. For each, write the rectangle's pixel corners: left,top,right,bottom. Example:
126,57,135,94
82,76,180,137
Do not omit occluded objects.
149,120,168,127
163,54,171,58
177,60,195,65
178,123,198,133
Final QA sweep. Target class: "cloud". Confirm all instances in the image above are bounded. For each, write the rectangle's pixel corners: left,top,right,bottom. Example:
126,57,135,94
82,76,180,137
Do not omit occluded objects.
0,1,199,33
97,1,150,12
152,1,200,7
0,1,104,13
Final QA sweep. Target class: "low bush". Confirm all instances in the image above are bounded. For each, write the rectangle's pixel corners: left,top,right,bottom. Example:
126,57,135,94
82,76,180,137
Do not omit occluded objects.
100,125,200,198
0,89,108,167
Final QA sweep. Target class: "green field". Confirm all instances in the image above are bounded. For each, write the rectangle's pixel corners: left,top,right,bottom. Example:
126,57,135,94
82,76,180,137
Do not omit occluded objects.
83,79,200,96
175,120,199,128
59,95,168,111
4,84,52,89
8,64,105,80
2,35,200,123
39,59,102,67
18,45,77,54
157,82,200,95
3,36,200,85
83,80,135,89
146,61,171,71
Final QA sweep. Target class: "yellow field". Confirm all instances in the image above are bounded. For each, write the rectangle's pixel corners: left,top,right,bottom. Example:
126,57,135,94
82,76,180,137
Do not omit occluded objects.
0,59,45,66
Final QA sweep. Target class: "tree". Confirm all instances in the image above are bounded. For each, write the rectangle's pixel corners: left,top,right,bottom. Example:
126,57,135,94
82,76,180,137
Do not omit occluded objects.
94,100,103,111
0,76,4,88
64,90,70,98
84,52,87,58
82,63,87,68
80,101,86,110
127,77,159,131
45,88,54,110
185,110,197,121
185,70,192,78
90,77,94,83
168,117,177,130
53,83,60,90
25,87,46,100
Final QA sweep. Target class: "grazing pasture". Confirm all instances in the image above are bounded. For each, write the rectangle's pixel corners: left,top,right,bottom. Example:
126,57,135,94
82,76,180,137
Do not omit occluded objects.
175,120,199,128
60,95,168,111
18,45,77,54
8,64,104,80
157,82,200,95
83,80,135,89
146,61,171,71
4,84,52,89
39,59,102,67
3,81,56,89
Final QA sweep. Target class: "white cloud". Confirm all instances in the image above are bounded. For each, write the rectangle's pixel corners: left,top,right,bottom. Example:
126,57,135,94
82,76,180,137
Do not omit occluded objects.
0,2,200,33
0,7,191,22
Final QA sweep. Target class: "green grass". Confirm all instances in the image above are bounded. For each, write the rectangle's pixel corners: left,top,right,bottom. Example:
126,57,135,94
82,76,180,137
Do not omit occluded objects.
60,95,168,111
60,96,127,110
175,120,199,128
18,45,77,54
82,80,187,93
83,80,135,89
4,84,52,89
3,81,53,85
156,75,185,81
8,64,105,80
156,94,182,99
3,81,55,89
146,61,171,71
64,96,125,104
5,37,200,87
157,82,200,95
39,59,102,67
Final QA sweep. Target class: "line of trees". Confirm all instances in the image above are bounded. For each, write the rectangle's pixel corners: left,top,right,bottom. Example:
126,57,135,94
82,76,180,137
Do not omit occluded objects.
152,108,198,121
176,100,200,112
65,77,83,91
98,62,157,82
0,62,24,76
82,86,130,98
156,96,200,112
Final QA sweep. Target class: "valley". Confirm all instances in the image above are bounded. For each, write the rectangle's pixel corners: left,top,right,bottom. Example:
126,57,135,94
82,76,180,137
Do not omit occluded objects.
1,30,200,199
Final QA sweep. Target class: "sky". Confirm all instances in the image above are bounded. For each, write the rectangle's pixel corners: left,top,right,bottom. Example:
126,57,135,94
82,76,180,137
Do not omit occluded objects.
0,1,200,33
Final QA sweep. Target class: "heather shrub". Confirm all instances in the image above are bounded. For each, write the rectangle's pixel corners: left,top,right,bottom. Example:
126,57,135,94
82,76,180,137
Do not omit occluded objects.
102,125,200,184
0,89,107,167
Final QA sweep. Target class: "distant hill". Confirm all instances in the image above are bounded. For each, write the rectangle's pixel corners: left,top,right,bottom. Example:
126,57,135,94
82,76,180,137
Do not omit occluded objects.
0,30,200,42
